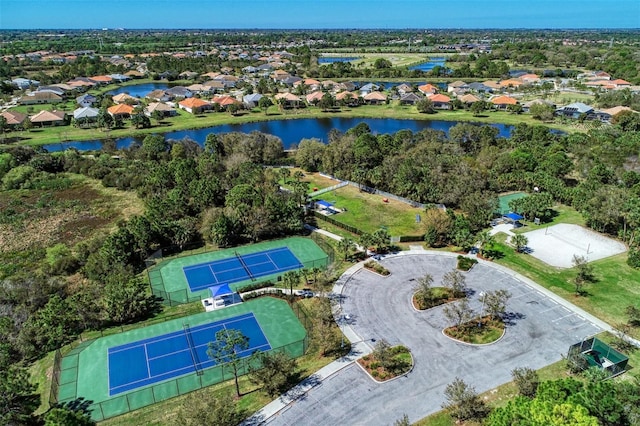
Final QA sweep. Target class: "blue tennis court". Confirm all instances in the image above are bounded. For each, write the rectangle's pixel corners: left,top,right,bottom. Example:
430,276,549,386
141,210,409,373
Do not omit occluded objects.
183,246,304,292
107,313,270,396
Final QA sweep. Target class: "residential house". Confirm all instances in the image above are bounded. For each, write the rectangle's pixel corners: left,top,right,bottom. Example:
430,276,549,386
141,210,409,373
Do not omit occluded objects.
490,95,518,110
124,70,145,79
274,92,302,108
72,107,99,126
282,76,303,86
145,102,177,118
468,82,494,93
178,98,212,114
458,93,481,105
11,77,39,89
178,71,199,80
555,102,594,119
146,90,171,102
30,110,66,127
186,84,213,96
76,93,98,107
19,92,63,105
482,81,503,91
37,86,67,97
112,93,139,105
165,86,193,99
396,83,414,96
305,91,325,105
399,92,422,105
89,75,113,85
321,80,340,90
428,93,452,109
201,80,226,93
212,95,241,110
0,111,27,129
109,74,131,83
359,83,380,96
417,83,438,96
243,93,264,109
335,91,359,106
107,103,135,120
499,78,524,89
363,91,387,105
520,74,541,84
447,81,469,93
599,106,633,119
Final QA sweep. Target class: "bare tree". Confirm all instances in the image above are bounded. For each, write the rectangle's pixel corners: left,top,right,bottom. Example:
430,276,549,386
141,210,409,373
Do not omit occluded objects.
481,289,512,319
442,269,467,297
443,299,475,327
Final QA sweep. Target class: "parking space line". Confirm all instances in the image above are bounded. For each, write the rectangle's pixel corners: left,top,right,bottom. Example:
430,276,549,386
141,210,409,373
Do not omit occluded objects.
553,313,575,322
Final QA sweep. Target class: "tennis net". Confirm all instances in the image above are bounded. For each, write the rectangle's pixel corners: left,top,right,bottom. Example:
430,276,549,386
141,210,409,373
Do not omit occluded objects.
183,324,203,375
235,251,255,281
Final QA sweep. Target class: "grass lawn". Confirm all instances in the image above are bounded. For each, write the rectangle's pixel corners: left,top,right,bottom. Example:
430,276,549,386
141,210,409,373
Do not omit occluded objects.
312,184,425,236
277,168,342,193
511,204,586,235
490,235,640,339
444,317,505,344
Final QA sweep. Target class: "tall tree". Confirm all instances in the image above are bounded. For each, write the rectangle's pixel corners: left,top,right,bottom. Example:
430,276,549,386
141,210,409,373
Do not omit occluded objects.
442,377,488,422
249,351,299,397
207,329,251,397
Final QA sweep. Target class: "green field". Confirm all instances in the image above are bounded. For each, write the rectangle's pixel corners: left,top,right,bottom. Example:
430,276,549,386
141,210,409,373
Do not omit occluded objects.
312,184,425,236
153,237,328,303
56,297,306,421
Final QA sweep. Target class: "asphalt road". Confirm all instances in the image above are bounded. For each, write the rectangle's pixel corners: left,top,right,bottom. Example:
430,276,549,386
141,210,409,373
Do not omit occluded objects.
265,253,603,426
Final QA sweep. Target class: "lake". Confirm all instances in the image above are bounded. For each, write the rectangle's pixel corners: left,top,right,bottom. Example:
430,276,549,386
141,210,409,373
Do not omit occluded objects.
409,58,446,72
43,117,514,152
318,57,360,64
107,83,171,98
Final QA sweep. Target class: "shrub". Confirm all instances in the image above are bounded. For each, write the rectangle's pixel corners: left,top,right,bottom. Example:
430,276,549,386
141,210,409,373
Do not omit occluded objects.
364,260,390,275
627,245,640,269
457,255,477,271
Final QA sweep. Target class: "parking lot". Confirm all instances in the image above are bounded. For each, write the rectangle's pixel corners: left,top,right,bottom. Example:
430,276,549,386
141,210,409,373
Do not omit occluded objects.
265,253,603,426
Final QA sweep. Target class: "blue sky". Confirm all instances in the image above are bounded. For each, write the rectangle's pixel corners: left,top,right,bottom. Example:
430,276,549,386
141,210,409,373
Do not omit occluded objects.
1,0,639,29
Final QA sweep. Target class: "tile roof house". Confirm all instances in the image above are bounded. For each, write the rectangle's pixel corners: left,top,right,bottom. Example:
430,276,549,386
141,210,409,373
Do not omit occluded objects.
490,95,518,109
89,75,113,85
0,110,27,128
418,83,438,95
178,97,212,114
468,82,494,93
19,92,63,105
146,90,171,102
305,91,325,105
212,95,240,109
458,93,481,104
447,80,469,93
274,92,302,108
30,110,66,127
111,93,139,105
145,102,177,117
428,93,452,109
37,86,67,97
363,91,387,105
359,83,380,95
522,99,555,113
396,83,414,95
335,91,359,106
107,103,135,119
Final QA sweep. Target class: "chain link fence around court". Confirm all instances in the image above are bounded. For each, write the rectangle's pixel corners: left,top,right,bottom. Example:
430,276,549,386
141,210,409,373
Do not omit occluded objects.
145,241,332,306
51,303,312,422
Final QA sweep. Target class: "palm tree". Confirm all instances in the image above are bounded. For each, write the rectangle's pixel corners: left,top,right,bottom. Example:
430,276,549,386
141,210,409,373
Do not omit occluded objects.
476,230,495,256
337,237,354,261
511,234,528,253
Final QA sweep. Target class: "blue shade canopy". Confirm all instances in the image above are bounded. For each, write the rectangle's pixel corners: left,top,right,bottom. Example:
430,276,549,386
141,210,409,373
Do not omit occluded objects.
505,212,524,221
316,200,333,208
209,283,233,298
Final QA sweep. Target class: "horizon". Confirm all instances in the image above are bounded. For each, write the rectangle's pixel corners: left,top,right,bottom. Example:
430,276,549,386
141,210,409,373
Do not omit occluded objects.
2,0,639,30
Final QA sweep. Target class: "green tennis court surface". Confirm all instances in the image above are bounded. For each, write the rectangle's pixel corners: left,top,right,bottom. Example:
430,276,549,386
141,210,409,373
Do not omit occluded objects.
498,192,528,215
153,237,328,303
57,298,306,421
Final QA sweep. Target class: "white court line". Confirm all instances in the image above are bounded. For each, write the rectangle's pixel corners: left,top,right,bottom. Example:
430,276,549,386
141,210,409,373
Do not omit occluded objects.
144,344,151,378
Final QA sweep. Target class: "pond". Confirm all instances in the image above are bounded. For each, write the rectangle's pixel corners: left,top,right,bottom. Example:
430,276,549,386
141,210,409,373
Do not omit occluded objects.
43,117,515,152
318,57,360,64
107,82,171,98
409,58,446,72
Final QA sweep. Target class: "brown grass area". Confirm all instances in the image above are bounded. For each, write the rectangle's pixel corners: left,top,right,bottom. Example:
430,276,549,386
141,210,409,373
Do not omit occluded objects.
0,176,143,253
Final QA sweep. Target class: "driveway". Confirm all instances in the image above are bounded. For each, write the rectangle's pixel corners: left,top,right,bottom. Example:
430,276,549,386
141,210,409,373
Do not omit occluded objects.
265,253,603,425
